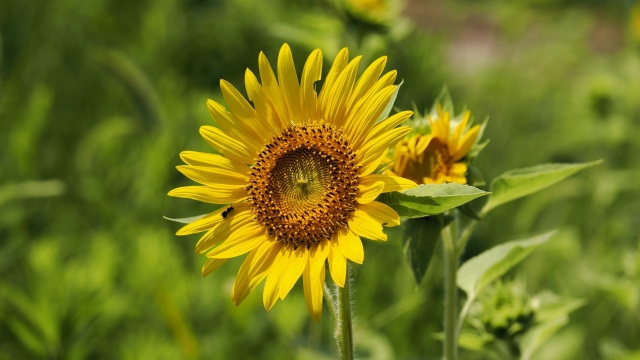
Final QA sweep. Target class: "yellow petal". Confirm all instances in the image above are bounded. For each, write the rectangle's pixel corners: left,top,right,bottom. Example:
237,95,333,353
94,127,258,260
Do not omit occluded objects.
176,206,226,236
220,80,257,125
220,80,263,146
357,180,385,204
358,201,400,227
206,222,267,258
278,246,309,300
357,126,412,172
358,148,388,177
452,125,480,161
202,257,228,277
318,48,349,115
176,165,248,188
231,247,258,303
360,110,413,149
359,174,417,193
258,51,289,129
244,69,279,136
346,56,387,113
277,44,303,123
346,85,396,147
263,245,289,310
348,209,387,241
324,56,361,128
301,49,322,122
232,240,272,304
337,228,364,264
232,241,281,305
451,110,470,147
179,151,250,173
168,186,247,204
199,126,255,164
206,98,262,151
328,239,347,287
303,258,325,322
195,208,254,253
310,240,330,275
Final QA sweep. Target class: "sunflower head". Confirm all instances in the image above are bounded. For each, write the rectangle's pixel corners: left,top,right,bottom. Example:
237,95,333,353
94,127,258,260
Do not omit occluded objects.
389,104,480,185
169,44,416,321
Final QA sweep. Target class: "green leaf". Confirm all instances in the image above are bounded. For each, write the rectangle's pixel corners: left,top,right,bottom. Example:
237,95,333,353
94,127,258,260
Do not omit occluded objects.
484,160,602,213
466,166,486,187
377,183,489,218
457,329,494,351
531,291,585,324
163,214,207,224
457,232,555,298
401,216,448,284
520,316,569,360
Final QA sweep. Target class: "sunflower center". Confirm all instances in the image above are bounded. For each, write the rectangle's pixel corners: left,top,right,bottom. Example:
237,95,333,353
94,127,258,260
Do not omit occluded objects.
248,124,359,248
424,138,449,178
404,137,451,183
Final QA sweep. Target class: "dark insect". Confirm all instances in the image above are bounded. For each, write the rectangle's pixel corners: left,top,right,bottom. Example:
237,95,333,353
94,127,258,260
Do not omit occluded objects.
221,206,234,218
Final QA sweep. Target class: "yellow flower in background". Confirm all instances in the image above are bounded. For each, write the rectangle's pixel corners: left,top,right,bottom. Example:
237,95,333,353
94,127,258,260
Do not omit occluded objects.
390,105,480,185
169,44,416,321
347,0,390,24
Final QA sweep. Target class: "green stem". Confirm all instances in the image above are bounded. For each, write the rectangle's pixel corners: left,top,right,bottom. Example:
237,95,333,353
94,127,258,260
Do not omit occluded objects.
335,264,355,360
456,207,490,255
455,219,477,257
456,294,476,337
442,223,458,360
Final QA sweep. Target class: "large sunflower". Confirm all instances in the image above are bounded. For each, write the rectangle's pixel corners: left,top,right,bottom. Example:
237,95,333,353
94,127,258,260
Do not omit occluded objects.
389,105,480,184
169,44,416,320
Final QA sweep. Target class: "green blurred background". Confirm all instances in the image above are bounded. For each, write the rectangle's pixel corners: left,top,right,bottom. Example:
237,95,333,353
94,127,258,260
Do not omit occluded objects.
1,0,639,358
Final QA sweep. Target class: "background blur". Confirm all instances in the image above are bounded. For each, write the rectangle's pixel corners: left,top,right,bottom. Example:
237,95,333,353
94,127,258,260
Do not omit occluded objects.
1,0,639,358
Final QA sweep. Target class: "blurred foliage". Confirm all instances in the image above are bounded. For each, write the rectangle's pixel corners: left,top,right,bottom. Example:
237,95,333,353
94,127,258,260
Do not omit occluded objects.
1,0,639,359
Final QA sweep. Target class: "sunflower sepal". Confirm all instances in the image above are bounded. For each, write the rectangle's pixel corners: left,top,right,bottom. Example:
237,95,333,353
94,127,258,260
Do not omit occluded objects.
163,214,207,224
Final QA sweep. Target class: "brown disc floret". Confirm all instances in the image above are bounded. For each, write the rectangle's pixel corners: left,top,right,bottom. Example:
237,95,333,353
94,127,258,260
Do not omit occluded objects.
247,123,359,248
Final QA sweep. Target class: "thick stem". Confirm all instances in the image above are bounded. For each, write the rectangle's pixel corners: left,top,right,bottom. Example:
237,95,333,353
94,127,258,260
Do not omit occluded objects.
442,224,458,360
335,264,355,360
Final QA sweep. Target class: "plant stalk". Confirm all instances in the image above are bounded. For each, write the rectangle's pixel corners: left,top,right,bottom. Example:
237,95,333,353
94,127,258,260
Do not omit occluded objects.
335,264,355,360
442,222,458,360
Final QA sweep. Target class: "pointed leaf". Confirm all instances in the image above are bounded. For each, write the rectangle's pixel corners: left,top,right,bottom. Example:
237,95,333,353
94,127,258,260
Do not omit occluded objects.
163,214,207,224
402,217,447,284
457,232,555,298
377,183,489,218
484,160,602,213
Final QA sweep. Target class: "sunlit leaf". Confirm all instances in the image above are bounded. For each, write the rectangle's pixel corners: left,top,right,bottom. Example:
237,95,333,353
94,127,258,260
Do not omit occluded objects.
377,183,489,218
484,160,602,213
457,232,555,298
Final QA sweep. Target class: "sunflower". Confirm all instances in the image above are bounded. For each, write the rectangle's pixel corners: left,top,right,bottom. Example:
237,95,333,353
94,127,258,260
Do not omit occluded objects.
389,104,480,185
169,44,416,321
